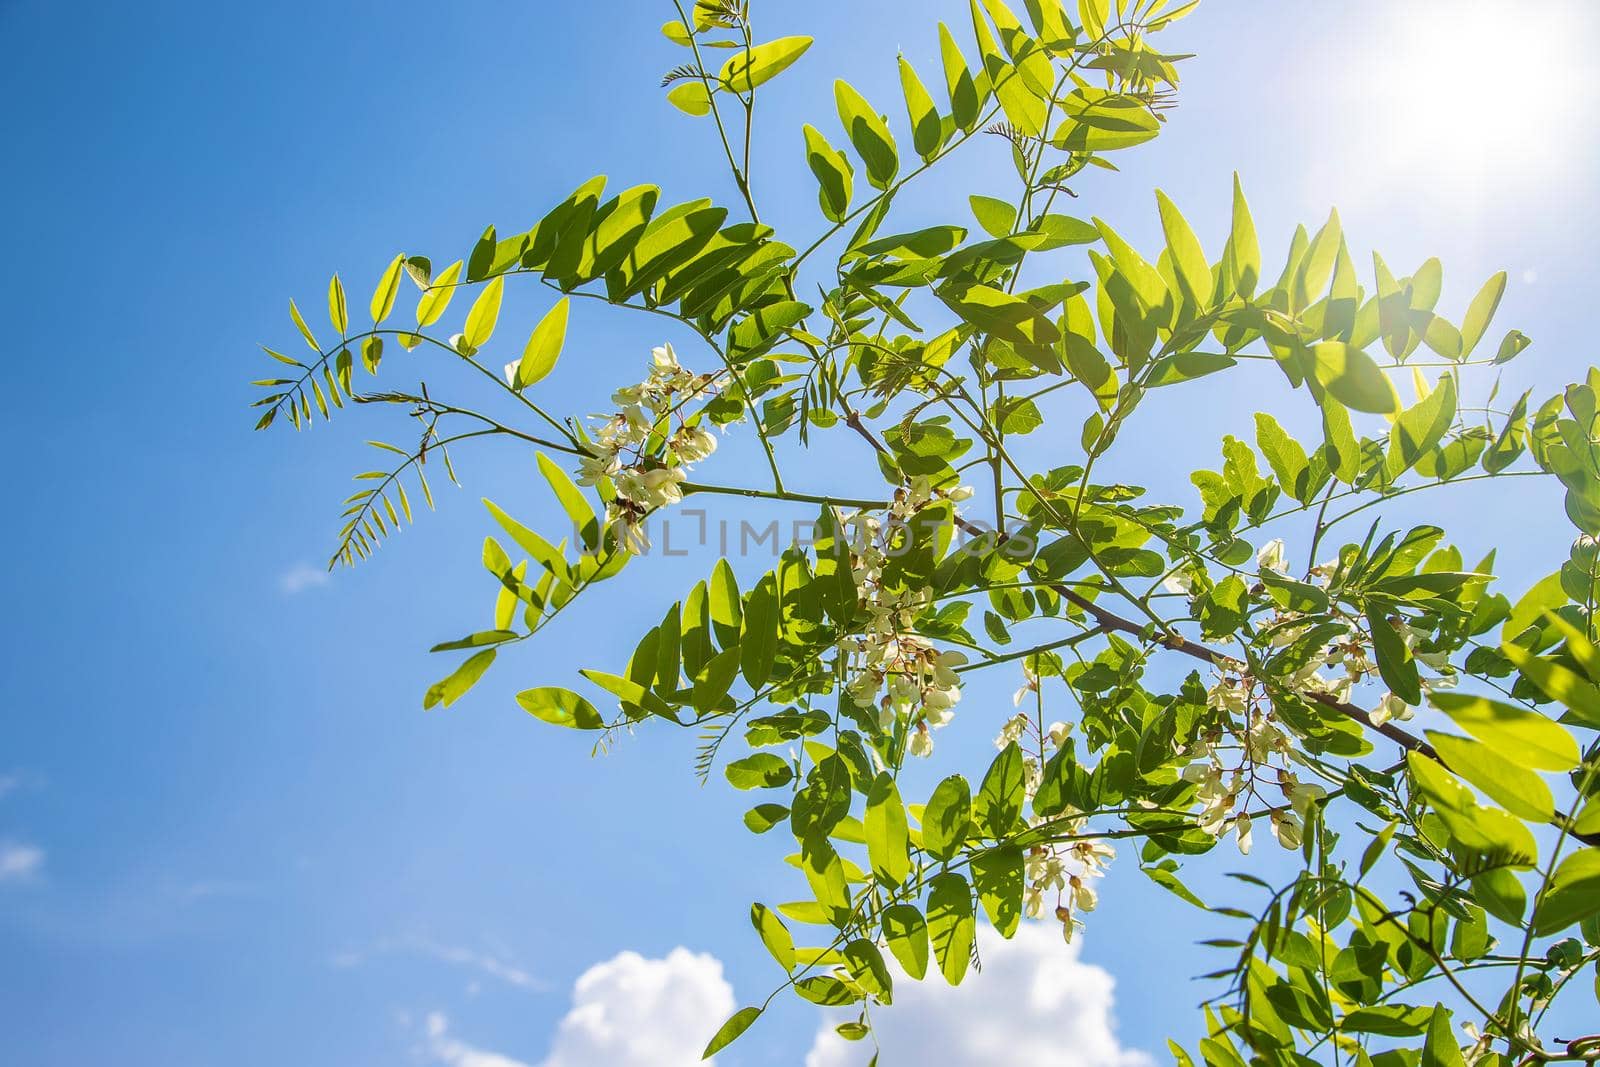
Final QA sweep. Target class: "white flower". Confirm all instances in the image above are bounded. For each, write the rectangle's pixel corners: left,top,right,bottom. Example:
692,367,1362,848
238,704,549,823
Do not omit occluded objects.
1256,538,1289,574
617,517,650,556
907,724,934,758
1054,905,1081,944
1012,664,1039,706
1269,810,1301,850
1207,677,1250,715
503,359,522,387
672,425,717,463
1370,691,1413,726
1235,812,1254,855
449,332,476,356
1163,568,1198,596
1023,886,1045,917
651,343,681,373
1068,875,1098,913
1046,721,1072,748
576,444,620,487
995,712,1029,750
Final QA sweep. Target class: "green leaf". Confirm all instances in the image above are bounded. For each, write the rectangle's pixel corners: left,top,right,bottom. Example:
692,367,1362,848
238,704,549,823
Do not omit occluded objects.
1427,731,1553,822
1420,1005,1464,1067
970,195,1017,238
370,254,404,324
516,686,604,729
431,630,519,653
1546,612,1600,684
1291,209,1341,312
835,80,898,190
974,742,1025,838
842,938,893,999
802,124,854,223
462,276,505,350
971,845,1024,937
328,273,348,334
667,80,713,116
1052,88,1160,152
417,260,462,327
811,508,857,626
865,772,911,888
423,649,496,709
898,56,943,160
1367,608,1421,706
536,452,600,552
692,647,742,712
882,904,929,980
1388,374,1457,477
580,669,677,723
927,872,975,985
1322,398,1361,484
1459,271,1507,357
576,184,659,282
1534,849,1600,935
740,574,779,688
726,753,793,790
1502,640,1600,727
288,298,320,352
750,903,795,971
921,775,972,861
1226,173,1260,298
744,803,788,834
938,22,980,131
483,499,571,584
702,1006,762,1059
709,558,743,648
1431,692,1579,771
719,36,813,92
1155,190,1213,310
513,298,570,390
1494,328,1531,364
1311,342,1397,414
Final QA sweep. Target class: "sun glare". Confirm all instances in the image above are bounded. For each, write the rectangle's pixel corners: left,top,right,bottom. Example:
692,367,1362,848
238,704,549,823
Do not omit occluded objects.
1333,1,1597,204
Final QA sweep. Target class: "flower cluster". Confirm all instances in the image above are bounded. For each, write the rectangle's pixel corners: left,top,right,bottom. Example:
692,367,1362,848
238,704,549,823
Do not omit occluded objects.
1182,692,1326,854
1173,535,1466,852
572,343,722,555
840,478,973,758
994,668,1113,945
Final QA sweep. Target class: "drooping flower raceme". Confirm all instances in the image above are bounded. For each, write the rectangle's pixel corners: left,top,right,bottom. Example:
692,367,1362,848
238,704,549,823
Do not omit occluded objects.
839,478,973,759
575,343,722,555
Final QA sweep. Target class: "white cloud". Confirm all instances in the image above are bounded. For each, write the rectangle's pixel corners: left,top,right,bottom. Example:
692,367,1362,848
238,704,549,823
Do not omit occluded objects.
279,562,331,594
0,842,44,883
539,947,735,1067
425,1012,534,1067
805,924,1150,1067
333,934,544,992
418,946,736,1067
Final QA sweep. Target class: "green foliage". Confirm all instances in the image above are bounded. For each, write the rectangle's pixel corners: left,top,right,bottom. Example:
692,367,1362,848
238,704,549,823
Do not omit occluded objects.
251,0,1600,1062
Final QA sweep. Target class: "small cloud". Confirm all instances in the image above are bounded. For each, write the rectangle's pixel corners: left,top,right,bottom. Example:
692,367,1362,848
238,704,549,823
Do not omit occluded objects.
418,946,736,1067
177,879,255,904
425,1012,534,1067
334,934,545,993
0,768,43,800
538,947,735,1067
806,924,1149,1067
0,842,44,884
279,562,331,595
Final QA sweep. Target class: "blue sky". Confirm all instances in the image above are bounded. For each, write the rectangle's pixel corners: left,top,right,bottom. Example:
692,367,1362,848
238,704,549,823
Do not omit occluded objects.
3,1,1598,1063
